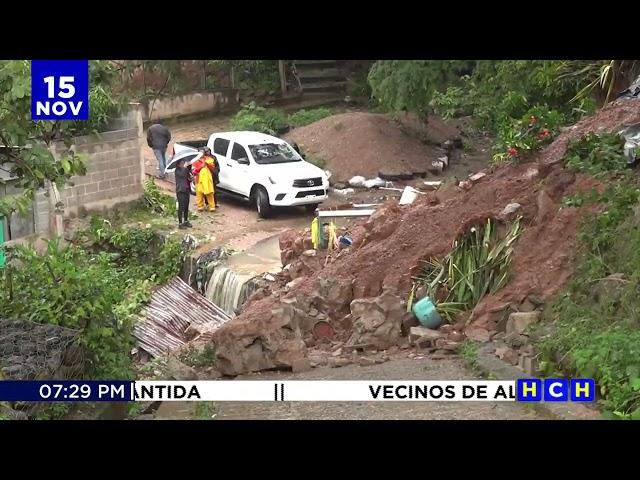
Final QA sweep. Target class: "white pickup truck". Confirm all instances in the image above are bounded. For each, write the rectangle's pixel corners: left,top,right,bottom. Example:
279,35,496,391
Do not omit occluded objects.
169,131,330,218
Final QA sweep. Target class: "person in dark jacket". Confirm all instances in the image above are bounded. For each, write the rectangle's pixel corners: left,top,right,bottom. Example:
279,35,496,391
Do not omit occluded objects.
147,123,172,179
174,159,192,229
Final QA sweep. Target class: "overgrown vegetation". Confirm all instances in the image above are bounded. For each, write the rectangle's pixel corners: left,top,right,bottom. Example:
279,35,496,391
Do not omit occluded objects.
194,401,217,420
143,177,177,216
230,102,288,136
536,133,640,418
413,218,522,321
492,107,565,164
459,340,480,370
288,108,332,127
0,221,185,381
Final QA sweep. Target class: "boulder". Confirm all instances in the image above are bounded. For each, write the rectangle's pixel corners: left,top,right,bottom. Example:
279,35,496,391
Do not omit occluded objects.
465,327,491,343
506,312,541,335
347,288,404,349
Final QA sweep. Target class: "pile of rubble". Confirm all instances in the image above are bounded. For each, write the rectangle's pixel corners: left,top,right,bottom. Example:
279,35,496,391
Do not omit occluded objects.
197,98,640,377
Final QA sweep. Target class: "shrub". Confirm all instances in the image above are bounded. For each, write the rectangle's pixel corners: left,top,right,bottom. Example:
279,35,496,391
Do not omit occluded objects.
288,108,332,127
231,102,287,135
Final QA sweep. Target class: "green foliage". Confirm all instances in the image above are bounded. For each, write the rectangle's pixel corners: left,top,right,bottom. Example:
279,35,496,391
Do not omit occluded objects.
429,82,475,120
414,218,522,321
565,132,628,175
492,106,565,164
368,60,474,115
230,102,287,135
34,403,71,420
143,177,177,216
288,108,332,127
180,344,217,369
535,139,640,416
0,222,185,379
193,401,217,420
0,60,122,220
459,340,479,369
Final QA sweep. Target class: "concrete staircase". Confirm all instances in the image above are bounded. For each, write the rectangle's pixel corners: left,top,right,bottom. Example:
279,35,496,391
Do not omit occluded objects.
293,60,347,95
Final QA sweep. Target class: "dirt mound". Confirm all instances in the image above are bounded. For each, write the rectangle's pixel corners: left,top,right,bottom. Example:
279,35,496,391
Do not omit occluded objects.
285,112,449,182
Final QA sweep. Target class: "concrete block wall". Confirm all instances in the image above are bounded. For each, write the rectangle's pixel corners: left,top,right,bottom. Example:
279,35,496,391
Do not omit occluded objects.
58,106,145,218
141,89,240,122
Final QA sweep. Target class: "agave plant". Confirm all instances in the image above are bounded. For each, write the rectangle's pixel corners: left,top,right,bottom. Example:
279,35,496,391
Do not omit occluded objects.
412,217,522,322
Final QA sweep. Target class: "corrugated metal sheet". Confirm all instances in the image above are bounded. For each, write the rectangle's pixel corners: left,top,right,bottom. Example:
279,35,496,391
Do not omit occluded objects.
133,277,232,358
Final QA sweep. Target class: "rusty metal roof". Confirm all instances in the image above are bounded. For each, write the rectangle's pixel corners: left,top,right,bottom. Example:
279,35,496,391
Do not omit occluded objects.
133,277,231,358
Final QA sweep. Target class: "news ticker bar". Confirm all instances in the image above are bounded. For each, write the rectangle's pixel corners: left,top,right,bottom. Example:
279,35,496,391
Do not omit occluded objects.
0,379,595,403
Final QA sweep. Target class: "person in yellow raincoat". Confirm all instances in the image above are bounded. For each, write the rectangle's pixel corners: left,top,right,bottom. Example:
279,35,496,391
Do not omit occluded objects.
192,148,217,212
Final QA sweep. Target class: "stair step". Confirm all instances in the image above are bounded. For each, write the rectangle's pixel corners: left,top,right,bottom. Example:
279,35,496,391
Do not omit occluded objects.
301,81,348,92
297,68,344,80
295,60,338,66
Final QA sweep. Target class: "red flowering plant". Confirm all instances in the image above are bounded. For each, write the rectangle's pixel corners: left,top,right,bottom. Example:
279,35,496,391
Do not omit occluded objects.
493,106,565,164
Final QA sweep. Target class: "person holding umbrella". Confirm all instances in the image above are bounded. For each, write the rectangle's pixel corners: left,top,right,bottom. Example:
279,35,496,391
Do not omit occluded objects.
174,158,192,229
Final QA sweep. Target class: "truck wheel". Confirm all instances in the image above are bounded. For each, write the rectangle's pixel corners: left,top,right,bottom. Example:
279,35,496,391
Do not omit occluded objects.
304,204,319,213
254,186,272,218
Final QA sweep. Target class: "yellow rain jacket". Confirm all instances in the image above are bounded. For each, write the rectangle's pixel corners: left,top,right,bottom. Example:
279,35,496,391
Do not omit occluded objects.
196,157,215,195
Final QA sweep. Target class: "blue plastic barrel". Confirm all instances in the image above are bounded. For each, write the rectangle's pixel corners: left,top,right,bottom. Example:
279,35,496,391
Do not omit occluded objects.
412,297,443,329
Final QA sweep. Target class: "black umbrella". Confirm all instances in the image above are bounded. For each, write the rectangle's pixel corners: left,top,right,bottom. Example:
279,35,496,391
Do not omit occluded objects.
165,151,202,173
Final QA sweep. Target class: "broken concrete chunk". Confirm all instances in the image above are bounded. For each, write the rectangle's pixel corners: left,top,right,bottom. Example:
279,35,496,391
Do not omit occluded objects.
506,312,541,335
409,326,445,346
291,357,312,373
469,172,486,182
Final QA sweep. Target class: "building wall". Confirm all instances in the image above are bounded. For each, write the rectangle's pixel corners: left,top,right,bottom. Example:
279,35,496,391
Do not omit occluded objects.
141,89,240,122
0,105,145,245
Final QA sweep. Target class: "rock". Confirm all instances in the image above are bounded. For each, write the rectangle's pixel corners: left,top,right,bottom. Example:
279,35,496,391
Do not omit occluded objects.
409,326,444,347
302,249,316,257
433,349,454,357
536,189,555,224
291,357,312,373
309,308,319,317
329,357,351,368
492,332,506,342
286,276,307,290
506,312,541,335
347,289,404,349
375,357,389,364
521,355,538,376
401,311,420,336
435,338,460,351
495,346,519,366
165,357,199,381
524,168,539,180
465,328,491,343
458,180,472,190
517,297,535,312
527,295,544,307
500,203,521,218
520,344,535,356
332,348,343,357
439,324,454,334
359,356,376,367
318,277,354,314
505,332,528,348
449,332,465,342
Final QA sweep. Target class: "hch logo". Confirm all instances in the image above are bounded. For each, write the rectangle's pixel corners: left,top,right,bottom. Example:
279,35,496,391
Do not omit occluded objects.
31,60,89,121
516,378,595,402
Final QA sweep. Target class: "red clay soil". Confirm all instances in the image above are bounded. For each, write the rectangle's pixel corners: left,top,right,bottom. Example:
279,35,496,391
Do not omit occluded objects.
284,112,445,181
234,99,640,334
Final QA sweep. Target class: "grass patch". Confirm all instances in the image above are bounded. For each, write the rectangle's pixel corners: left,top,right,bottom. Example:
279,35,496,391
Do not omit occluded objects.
194,402,217,420
459,340,480,370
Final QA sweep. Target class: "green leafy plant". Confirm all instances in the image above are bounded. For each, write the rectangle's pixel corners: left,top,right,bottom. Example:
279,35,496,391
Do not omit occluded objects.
0,223,185,380
564,132,628,175
288,108,332,127
230,102,288,135
143,177,177,216
492,107,565,164
414,218,522,321
194,401,217,420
